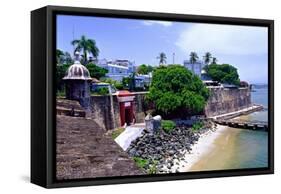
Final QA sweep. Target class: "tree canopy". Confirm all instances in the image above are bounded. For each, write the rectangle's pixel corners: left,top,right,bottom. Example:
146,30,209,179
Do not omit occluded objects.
71,35,99,65
56,63,70,91
146,65,209,118
203,52,212,65
86,63,108,80
137,64,154,74
56,49,64,64
211,57,218,64
189,52,199,64
204,64,240,85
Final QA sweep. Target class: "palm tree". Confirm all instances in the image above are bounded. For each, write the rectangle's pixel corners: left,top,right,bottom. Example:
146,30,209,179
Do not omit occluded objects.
157,52,167,65
56,49,64,64
211,57,218,64
203,52,212,65
71,35,99,65
189,52,199,64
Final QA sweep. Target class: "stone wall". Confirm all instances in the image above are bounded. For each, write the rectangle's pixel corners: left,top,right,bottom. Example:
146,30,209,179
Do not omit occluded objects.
204,87,251,117
88,95,120,130
61,88,251,130
132,92,148,123
88,93,147,130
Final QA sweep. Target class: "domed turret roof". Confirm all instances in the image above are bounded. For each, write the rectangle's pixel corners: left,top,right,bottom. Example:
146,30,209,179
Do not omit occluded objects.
63,52,92,81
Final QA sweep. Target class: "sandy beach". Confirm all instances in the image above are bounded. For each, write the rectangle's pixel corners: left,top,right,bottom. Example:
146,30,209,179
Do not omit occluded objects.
162,124,228,173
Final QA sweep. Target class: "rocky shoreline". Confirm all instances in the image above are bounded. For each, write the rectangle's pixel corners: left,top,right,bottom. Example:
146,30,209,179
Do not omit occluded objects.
126,120,217,174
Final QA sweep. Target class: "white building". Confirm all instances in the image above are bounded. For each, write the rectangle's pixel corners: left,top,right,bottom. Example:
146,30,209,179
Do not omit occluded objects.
134,73,152,88
183,60,205,78
97,59,136,81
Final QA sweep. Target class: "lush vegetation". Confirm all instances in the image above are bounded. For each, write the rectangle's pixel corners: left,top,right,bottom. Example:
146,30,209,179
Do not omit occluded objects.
91,87,109,95
133,157,149,169
146,65,209,118
161,120,176,133
122,73,142,91
87,63,108,79
56,50,73,64
203,52,212,65
133,157,158,174
111,127,125,139
204,63,240,85
211,57,218,64
71,35,99,65
191,121,204,132
56,63,70,92
189,52,199,64
137,64,154,74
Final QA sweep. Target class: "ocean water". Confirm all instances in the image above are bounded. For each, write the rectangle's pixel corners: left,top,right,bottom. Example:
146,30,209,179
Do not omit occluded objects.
189,85,269,171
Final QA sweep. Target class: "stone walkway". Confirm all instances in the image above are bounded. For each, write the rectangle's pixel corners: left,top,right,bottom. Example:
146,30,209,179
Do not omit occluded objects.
56,115,144,180
115,123,145,151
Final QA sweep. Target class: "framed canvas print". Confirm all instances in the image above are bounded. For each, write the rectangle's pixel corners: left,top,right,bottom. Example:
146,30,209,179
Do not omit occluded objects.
31,5,274,188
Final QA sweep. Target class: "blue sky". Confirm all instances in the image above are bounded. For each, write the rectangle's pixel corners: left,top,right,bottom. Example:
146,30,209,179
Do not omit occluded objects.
57,15,268,84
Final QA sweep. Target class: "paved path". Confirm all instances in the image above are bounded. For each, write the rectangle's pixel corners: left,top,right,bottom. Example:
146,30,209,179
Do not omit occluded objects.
56,115,143,180
115,123,145,151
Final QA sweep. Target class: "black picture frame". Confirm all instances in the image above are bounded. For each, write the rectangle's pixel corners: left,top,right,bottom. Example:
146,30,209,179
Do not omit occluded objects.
31,5,274,188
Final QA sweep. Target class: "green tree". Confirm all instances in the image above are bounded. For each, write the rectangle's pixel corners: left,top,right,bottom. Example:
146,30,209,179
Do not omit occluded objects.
128,72,136,91
71,35,99,65
137,64,154,74
211,57,218,64
203,52,212,65
189,52,199,64
146,65,209,118
147,65,154,73
87,63,108,79
157,52,167,65
102,78,124,90
137,64,149,74
64,51,73,64
204,64,240,85
56,49,64,64
56,63,70,92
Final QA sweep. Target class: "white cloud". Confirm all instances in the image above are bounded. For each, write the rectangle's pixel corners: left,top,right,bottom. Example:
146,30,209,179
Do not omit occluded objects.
176,23,268,55
142,20,173,27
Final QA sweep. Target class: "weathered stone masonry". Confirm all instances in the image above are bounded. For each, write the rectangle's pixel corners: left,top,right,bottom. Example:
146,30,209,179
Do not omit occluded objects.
86,88,251,130
56,115,144,180
204,87,251,117
59,88,251,131
88,92,147,130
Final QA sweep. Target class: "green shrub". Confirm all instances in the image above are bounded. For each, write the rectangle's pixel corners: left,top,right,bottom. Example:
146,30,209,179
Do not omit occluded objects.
56,89,66,98
148,160,158,174
102,78,124,90
87,63,108,79
133,157,149,169
204,63,240,85
192,121,204,132
161,120,176,133
93,87,109,95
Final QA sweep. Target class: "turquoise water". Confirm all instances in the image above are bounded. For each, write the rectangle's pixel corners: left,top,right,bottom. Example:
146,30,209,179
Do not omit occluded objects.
246,86,268,122
190,86,269,171
226,86,269,169
229,129,268,169
236,86,269,168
